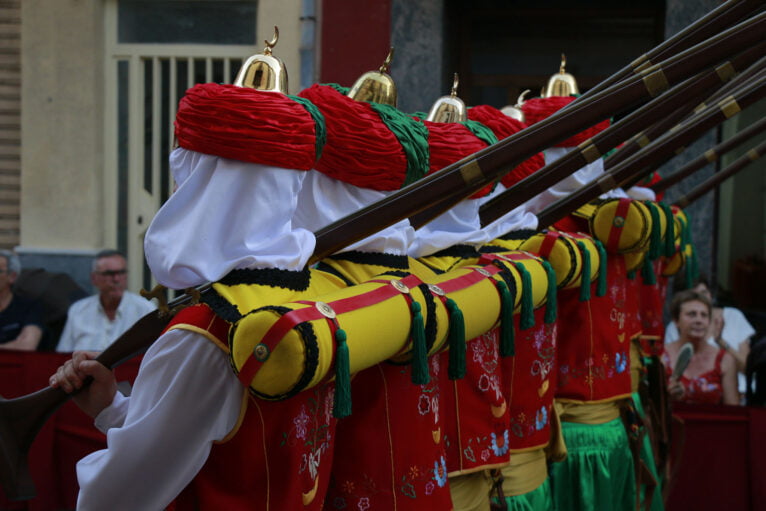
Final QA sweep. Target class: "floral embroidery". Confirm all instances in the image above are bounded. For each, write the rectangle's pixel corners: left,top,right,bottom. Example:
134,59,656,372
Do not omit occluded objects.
357,497,370,510
490,430,510,456
333,497,347,509
418,394,431,415
615,352,628,373
425,481,435,496
434,456,448,487
294,406,310,440
342,481,356,494
480,449,491,462
535,406,548,431
464,445,476,462
400,482,416,499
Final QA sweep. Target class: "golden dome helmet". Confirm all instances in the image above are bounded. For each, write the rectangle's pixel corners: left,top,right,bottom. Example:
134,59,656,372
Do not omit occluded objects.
234,26,288,93
347,47,398,106
501,89,531,122
541,54,579,98
426,73,466,123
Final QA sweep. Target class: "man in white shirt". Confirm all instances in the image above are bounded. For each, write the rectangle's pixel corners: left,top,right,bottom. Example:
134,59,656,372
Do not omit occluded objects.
56,250,156,352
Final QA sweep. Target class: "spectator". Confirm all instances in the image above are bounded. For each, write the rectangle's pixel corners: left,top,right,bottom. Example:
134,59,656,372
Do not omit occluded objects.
664,275,755,394
0,249,44,350
663,289,739,405
56,250,155,352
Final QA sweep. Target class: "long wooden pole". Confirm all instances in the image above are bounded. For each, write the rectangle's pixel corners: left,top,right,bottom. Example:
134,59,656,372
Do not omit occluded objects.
652,115,766,194
674,139,766,208
535,71,766,228
477,46,765,227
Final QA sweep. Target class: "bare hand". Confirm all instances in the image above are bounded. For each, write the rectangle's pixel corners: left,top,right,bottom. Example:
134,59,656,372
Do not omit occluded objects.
49,351,117,418
668,378,685,401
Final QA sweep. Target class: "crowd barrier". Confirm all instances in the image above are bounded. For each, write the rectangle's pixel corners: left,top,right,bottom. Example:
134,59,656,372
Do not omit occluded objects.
0,352,764,510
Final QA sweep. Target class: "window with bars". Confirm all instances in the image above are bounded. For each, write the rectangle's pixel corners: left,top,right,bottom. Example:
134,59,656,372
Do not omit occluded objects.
110,0,257,291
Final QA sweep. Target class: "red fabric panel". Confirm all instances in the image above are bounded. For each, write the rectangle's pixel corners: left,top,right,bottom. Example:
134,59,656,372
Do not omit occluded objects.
0,351,142,510
667,403,762,511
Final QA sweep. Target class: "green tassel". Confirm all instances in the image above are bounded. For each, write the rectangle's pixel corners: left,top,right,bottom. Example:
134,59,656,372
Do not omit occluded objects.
446,298,466,380
595,240,608,297
332,328,352,418
660,202,675,258
577,241,592,302
513,263,535,330
410,301,430,385
497,280,515,357
645,201,661,261
542,260,557,324
641,256,657,285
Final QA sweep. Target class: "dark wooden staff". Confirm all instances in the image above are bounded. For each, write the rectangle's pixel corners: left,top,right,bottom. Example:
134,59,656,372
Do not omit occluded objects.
577,0,764,100
652,115,766,194
674,138,766,208
1,11,765,501
604,51,766,169
604,52,766,169
477,45,765,227
619,59,766,190
535,71,766,228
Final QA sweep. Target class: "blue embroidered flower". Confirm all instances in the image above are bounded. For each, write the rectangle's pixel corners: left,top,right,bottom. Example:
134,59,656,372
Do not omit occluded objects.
434,456,448,487
490,430,510,456
615,352,628,374
535,406,548,431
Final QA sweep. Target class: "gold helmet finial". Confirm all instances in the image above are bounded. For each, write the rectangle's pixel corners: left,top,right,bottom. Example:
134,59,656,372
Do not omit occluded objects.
234,26,288,93
347,47,398,106
426,73,466,123
541,53,579,98
501,89,530,122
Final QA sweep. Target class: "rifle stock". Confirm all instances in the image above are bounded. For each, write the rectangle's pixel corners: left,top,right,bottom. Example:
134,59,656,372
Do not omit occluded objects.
0,289,205,500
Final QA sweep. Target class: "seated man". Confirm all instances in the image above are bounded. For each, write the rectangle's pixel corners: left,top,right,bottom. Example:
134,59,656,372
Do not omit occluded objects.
56,250,156,352
0,249,44,350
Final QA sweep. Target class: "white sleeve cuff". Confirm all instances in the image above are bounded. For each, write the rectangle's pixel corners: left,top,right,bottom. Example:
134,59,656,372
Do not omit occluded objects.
94,391,130,433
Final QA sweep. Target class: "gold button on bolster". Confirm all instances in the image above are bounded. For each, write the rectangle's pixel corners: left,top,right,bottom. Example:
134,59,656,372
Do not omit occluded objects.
253,343,270,362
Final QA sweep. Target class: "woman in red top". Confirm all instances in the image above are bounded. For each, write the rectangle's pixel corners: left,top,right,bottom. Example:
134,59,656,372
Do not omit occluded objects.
663,290,739,405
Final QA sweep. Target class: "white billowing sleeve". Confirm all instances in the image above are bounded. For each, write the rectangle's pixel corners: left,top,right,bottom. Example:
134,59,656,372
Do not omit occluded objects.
94,391,130,432
722,307,756,348
76,329,244,511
